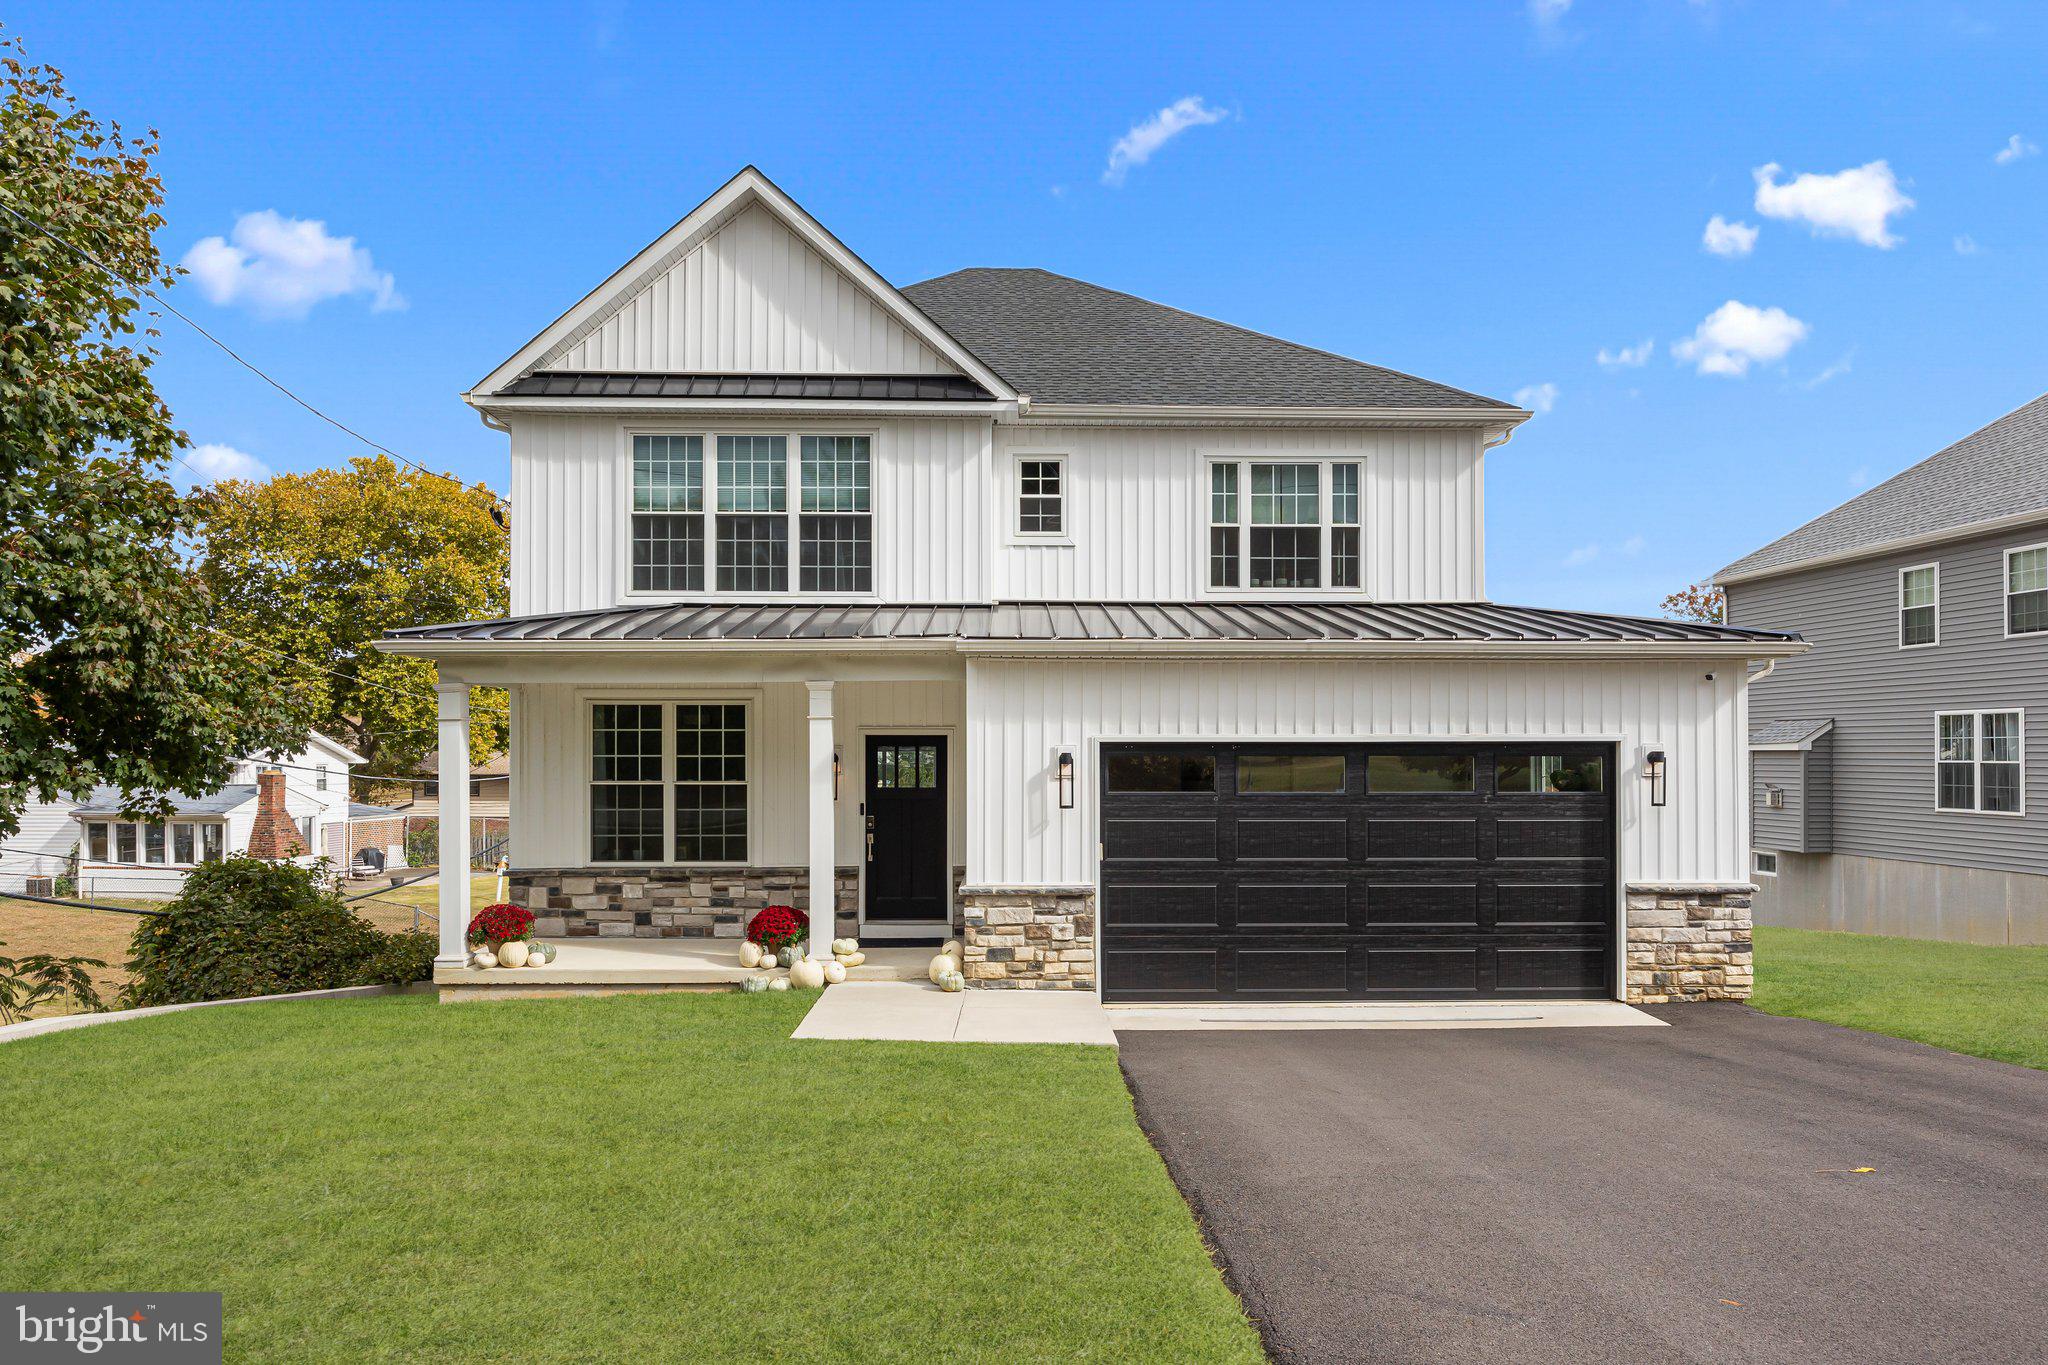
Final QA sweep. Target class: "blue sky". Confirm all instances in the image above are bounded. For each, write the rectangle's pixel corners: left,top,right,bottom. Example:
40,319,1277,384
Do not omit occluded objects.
27,1,2048,612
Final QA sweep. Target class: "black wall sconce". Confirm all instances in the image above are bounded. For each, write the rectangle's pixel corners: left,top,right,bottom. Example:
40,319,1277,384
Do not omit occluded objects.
1056,750,1075,810
832,748,842,801
1644,749,1668,808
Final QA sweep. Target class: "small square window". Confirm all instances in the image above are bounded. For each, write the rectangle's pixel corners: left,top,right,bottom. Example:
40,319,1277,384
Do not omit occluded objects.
1753,851,1779,877
1018,459,1065,536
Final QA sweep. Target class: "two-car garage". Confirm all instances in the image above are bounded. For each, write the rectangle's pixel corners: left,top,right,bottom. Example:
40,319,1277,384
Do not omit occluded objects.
1098,741,1617,1002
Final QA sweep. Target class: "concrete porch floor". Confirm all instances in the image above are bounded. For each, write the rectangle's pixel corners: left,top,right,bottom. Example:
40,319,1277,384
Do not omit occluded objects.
792,980,1119,1046
433,939,932,992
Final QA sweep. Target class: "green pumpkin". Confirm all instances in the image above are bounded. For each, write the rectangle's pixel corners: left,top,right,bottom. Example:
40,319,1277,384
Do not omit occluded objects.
777,945,802,968
937,970,965,994
741,975,769,994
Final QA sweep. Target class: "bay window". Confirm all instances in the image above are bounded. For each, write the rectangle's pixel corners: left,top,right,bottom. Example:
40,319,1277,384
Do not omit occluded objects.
1207,458,1363,591
590,701,750,864
1937,710,2024,813
631,432,871,595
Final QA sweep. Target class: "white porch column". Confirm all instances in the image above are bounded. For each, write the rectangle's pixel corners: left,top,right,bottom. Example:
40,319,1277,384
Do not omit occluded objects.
435,681,473,969
805,680,836,961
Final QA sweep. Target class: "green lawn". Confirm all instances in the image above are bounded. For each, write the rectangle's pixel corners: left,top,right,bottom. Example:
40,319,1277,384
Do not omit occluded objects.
1752,926,2048,1069
1,992,1261,1363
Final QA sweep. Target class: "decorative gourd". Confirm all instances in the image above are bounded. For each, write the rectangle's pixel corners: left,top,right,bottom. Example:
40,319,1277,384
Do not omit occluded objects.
777,945,802,969
497,940,530,968
790,958,827,990
741,975,769,994
821,960,847,985
941,938,962,959
928,953,959,983
469,948,497,969
739,941,764,968
528,942,557,965
843,951,865,967
831,937,859,955
768,977,791,992
936,970,965,993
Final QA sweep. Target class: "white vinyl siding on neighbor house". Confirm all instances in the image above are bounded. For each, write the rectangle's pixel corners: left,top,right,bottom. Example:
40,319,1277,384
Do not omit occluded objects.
964,656,1748,888
990,425,1484,602
535,202,958,376
510,415,990,613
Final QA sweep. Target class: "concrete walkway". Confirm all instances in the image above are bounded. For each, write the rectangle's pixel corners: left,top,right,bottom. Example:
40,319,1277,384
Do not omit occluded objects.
792,981,1117,1045
1108,999,1662,1032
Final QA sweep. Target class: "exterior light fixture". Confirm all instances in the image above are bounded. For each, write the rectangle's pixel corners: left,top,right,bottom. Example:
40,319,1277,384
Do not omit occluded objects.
1056,750,1076,810
1644,749,1668,808
832,748,842,800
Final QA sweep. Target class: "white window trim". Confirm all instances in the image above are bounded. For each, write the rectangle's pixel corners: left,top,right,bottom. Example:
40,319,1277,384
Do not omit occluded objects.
1009,452,1072,545
1933,707,2027,817
1898,562,1940,650
583,694,757,868
2003,542,2048,639
82,818,228,868
619,424,881,602
1752,850,1779,877
1198,454,1368,598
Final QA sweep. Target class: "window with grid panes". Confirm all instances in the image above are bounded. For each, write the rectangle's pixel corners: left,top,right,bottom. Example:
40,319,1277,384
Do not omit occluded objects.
675,704,749,861
716,436,788,591
799,436,871,591
2008,547,2048,635
1207,459,1361,590
1017,459,1064,536
591,704,665,861
631,435,704,591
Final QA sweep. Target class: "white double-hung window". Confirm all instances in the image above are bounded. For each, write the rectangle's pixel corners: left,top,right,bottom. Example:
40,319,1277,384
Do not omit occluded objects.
1207,458,1362,591
590,701,751,864
1936,710,2024,813
1898,564,1938,647
630,433,871,595
2006,545,2048,636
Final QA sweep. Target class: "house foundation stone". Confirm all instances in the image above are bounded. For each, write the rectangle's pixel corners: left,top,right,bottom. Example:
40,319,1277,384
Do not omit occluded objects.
511,866,859,939
958,886,1096,990
1624,882,1754,1003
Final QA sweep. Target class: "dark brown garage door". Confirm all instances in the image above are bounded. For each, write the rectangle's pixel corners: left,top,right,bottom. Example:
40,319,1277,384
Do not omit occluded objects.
1099,742,1616,1001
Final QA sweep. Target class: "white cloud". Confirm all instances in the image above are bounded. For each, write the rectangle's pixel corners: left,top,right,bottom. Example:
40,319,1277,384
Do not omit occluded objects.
1562,535,1643,570
1528,0,1571,23
1701,215,1759,257
182,210,405,318
1563,542,1599,567
1954,233,1981,255
1596,339,1654,368
1513,382,1559,414
1800,353,1854,390
180,442,268,486
1847,464,1871,489
1671,300,1810,377
1101,97,1229,187
1752,161,1914,248
1994,134,2038,166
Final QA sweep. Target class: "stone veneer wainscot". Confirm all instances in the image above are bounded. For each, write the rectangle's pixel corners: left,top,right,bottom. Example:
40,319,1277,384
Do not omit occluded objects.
959,886,1096,990
510,865,968,940
1624,882,1755,1003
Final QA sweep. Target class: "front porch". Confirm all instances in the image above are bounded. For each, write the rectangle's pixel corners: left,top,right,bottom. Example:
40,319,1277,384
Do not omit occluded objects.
435,937,935,999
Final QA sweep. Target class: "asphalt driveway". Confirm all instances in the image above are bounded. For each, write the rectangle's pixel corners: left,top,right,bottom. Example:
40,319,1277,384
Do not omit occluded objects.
1119,1005,2048,1364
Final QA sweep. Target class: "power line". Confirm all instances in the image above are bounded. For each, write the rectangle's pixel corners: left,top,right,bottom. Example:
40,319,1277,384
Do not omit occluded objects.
0,195,507,513
206,625,511,719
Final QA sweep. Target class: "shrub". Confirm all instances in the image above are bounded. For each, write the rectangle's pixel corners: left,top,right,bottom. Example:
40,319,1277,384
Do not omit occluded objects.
122,858,434,1007
466,902,533,945
745,904,808,952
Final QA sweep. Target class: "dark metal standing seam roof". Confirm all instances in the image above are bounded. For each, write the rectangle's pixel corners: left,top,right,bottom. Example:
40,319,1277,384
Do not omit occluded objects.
899,268,1520,411
497,372,996,402
384,601,1801,646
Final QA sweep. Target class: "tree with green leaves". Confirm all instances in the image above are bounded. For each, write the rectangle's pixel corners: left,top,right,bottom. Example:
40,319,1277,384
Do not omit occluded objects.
196,455,510,778
0,33,306,839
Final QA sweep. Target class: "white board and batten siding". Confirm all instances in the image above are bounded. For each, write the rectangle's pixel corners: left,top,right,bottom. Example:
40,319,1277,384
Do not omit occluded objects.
508,416,992,615
992,425,1485,602
964,657,1750,889
536,203,957,376
509,679,968,872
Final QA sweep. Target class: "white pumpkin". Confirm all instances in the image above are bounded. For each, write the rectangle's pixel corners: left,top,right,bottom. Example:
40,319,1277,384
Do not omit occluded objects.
941,938,963,959
841,951,865,968
528,942,557,965
789,958,827,990
739,941,764,968
768,977,791,992
469,948,497,970
821,960,847,985
928,953,959,984
497,940,530,968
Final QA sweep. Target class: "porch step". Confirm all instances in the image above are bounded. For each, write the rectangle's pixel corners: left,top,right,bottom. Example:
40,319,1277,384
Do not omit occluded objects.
842,947,934,982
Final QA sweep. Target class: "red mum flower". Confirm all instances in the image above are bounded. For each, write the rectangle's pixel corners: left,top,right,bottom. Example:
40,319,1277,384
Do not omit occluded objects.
745,904,809,951
467,902,535,946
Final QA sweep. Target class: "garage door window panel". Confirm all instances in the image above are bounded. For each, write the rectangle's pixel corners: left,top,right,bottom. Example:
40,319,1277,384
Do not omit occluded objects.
1368,753,1476,794
1498,754,1605,794
1238,752,1346,794
1107,753,1217,793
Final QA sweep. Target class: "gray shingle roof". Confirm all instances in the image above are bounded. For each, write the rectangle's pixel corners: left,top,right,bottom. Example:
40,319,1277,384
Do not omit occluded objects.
386,600,1797,646
1750,718,1834,748
900,268,1518,411
1719,393,2048,582
70,785,256,817
500,372,994,402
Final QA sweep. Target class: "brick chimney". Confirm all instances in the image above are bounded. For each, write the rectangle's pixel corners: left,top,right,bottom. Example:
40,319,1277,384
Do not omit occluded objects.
245,768,306,860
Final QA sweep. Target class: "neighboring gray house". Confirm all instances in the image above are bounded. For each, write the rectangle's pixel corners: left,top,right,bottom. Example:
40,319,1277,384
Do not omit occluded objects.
1719,393,2048,946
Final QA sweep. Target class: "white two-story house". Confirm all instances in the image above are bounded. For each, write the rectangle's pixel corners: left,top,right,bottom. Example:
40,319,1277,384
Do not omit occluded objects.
383,167,1802,1004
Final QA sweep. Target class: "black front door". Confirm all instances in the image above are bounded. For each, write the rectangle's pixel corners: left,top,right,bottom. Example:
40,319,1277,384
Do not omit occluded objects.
865,736,948,921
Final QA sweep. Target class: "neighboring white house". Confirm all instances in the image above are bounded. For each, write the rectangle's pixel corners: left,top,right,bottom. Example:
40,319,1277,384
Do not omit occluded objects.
381,167,1805,1004
0,732,366,898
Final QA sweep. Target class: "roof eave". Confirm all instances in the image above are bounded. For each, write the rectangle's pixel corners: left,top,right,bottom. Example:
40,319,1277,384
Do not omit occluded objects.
464,394,1015,419
1013,402,1530,430
378,636,1806,661
1718,504,2048,586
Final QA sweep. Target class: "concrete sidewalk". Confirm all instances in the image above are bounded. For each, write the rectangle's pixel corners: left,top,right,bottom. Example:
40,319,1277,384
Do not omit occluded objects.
792,981,1117,1045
